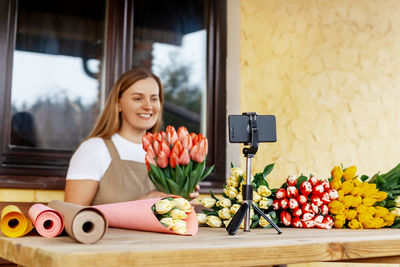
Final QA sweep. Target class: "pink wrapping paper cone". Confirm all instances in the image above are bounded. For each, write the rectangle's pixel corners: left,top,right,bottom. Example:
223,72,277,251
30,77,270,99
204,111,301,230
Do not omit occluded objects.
28,204,64,238
95,197,198,236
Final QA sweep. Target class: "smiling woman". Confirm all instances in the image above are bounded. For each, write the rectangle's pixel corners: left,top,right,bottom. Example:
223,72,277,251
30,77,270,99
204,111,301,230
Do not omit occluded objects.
64,68,174,206
118,78,161,143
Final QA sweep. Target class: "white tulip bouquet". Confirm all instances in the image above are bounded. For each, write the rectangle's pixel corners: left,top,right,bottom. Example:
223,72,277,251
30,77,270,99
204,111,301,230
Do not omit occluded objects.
152,197,193,234
198,163,278,229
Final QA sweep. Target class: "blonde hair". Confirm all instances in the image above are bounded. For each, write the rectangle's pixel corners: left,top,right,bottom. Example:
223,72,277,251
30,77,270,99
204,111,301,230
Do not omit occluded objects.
87,68,163,139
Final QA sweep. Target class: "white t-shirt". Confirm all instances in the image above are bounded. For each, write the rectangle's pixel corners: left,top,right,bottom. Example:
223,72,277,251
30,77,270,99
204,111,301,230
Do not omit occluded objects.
66,133,146,181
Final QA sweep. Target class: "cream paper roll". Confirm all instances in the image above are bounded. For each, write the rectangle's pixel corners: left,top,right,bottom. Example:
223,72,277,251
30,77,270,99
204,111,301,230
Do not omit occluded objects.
48,200,107,244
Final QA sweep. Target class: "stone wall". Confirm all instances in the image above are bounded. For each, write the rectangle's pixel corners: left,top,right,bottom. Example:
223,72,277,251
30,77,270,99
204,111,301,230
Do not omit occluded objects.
240,0,400,188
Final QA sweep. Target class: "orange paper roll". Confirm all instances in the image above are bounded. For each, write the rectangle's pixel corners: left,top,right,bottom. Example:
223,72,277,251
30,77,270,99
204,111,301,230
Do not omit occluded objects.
48,200,107,244
28,204,64,238
1,205,33,238
95,197,198,236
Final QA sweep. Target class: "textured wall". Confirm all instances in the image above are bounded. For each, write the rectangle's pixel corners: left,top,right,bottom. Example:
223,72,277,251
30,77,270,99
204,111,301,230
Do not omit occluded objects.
241,0,400,188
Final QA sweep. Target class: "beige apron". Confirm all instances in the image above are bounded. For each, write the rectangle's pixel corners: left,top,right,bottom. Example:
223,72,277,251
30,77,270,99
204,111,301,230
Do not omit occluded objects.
92,139,155,205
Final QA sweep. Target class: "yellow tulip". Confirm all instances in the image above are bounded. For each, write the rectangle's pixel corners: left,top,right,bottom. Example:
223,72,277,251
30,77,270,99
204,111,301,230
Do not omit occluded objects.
363,188,379,198
341,181,354,195
383,213,396,226
363,197,377,207
352,178,363,187
375,191,388,202
348,218,362,229
375,206,389,218
343,166,357,181
366,207,376,216
334,216,346,228
337,190,345,201
345,209,357,221
353,196,363,207
330,178,342,190
358,213,373,225
329,200,345,215
356,204,368,214
350,187,362,197
331,166,343,180
342,195,354,208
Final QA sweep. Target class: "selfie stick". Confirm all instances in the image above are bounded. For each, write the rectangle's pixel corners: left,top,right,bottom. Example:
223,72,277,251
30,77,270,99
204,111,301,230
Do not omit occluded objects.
226,112,282,235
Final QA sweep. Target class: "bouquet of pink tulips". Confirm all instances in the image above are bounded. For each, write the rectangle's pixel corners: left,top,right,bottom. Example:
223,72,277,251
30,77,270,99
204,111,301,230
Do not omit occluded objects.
143,126,214,199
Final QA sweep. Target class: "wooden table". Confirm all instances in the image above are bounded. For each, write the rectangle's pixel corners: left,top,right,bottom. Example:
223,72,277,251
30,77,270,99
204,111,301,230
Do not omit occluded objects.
1,227,400,266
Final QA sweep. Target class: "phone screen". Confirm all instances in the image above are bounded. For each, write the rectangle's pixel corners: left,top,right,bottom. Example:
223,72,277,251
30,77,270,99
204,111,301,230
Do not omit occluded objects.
228,115,276,143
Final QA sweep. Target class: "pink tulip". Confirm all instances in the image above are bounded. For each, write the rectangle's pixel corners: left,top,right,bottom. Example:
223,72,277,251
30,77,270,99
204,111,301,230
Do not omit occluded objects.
178,148,190,165
190,133,197,144
145,154,156,171
171,140,182,156
156,151,168,169
161,131,167,140
142,133,153,151
181,134,193,151
166,126,178,146
153,140,161,155
161,139,171,158
177,126,189,141
190,144,204,163
169,152,179,168
146,145,156,161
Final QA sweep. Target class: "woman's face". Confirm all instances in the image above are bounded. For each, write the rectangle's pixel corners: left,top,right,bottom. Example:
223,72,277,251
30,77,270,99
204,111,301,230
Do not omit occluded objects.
118,77,161,135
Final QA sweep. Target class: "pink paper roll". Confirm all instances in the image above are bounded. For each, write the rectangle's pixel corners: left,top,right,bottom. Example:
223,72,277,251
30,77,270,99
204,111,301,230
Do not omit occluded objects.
28,204,64,238
95,197,198,236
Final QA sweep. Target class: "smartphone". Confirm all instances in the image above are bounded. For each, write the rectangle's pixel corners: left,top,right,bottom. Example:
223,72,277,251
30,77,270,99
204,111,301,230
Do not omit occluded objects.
228,115,277,143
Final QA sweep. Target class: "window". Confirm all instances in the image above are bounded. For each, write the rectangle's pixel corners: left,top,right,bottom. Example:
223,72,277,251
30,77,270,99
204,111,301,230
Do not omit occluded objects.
0,0,226,190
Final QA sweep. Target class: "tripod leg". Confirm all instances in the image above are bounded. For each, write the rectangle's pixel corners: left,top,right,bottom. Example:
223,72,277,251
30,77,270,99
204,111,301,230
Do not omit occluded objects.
252,203,282,234
226,202,249,235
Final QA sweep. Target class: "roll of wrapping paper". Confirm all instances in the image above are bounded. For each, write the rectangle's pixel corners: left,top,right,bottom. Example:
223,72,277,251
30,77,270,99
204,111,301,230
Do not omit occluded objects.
47,200,107,244
95,196,198,236
1,205,33,237
28,204,64,238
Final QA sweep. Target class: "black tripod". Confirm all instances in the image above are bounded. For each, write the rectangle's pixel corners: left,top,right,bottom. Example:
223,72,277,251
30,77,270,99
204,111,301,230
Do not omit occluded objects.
226,113,282,235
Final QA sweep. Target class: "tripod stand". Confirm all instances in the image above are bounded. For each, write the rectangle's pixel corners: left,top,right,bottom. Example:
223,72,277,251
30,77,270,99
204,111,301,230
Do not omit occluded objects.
226,113,282,235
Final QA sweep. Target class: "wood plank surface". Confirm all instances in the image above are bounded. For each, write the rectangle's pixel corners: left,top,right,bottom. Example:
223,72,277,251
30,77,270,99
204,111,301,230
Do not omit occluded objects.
1,227,400,267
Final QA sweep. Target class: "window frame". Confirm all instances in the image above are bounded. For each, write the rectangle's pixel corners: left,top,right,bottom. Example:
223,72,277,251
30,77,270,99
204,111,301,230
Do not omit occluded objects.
0,0,226,190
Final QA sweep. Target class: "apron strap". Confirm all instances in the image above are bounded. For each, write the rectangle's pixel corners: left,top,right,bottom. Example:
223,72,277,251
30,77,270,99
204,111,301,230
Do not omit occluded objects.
103,139,121,160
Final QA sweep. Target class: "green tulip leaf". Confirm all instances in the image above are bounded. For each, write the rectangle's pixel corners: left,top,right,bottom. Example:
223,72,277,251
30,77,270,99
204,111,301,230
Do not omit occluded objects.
176,164,185,185
200,165,214,181
148,172,164,192
149,163,170,193
184,161,193,177
149,163,161,180
209,190,219,201
164,166,171,179
262,163,274,178
167,179,180,196
360,175,369,182
170,167,176,180
202,209,218,216
188,168,201,194
181,178,190,199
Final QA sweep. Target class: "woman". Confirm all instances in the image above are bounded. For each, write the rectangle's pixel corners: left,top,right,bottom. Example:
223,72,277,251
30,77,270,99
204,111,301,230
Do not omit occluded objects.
64,68,198,205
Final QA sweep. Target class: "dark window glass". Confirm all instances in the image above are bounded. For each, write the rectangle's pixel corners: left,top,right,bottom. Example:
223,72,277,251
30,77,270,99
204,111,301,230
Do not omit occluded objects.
10,0,106,150
132,0,207,134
